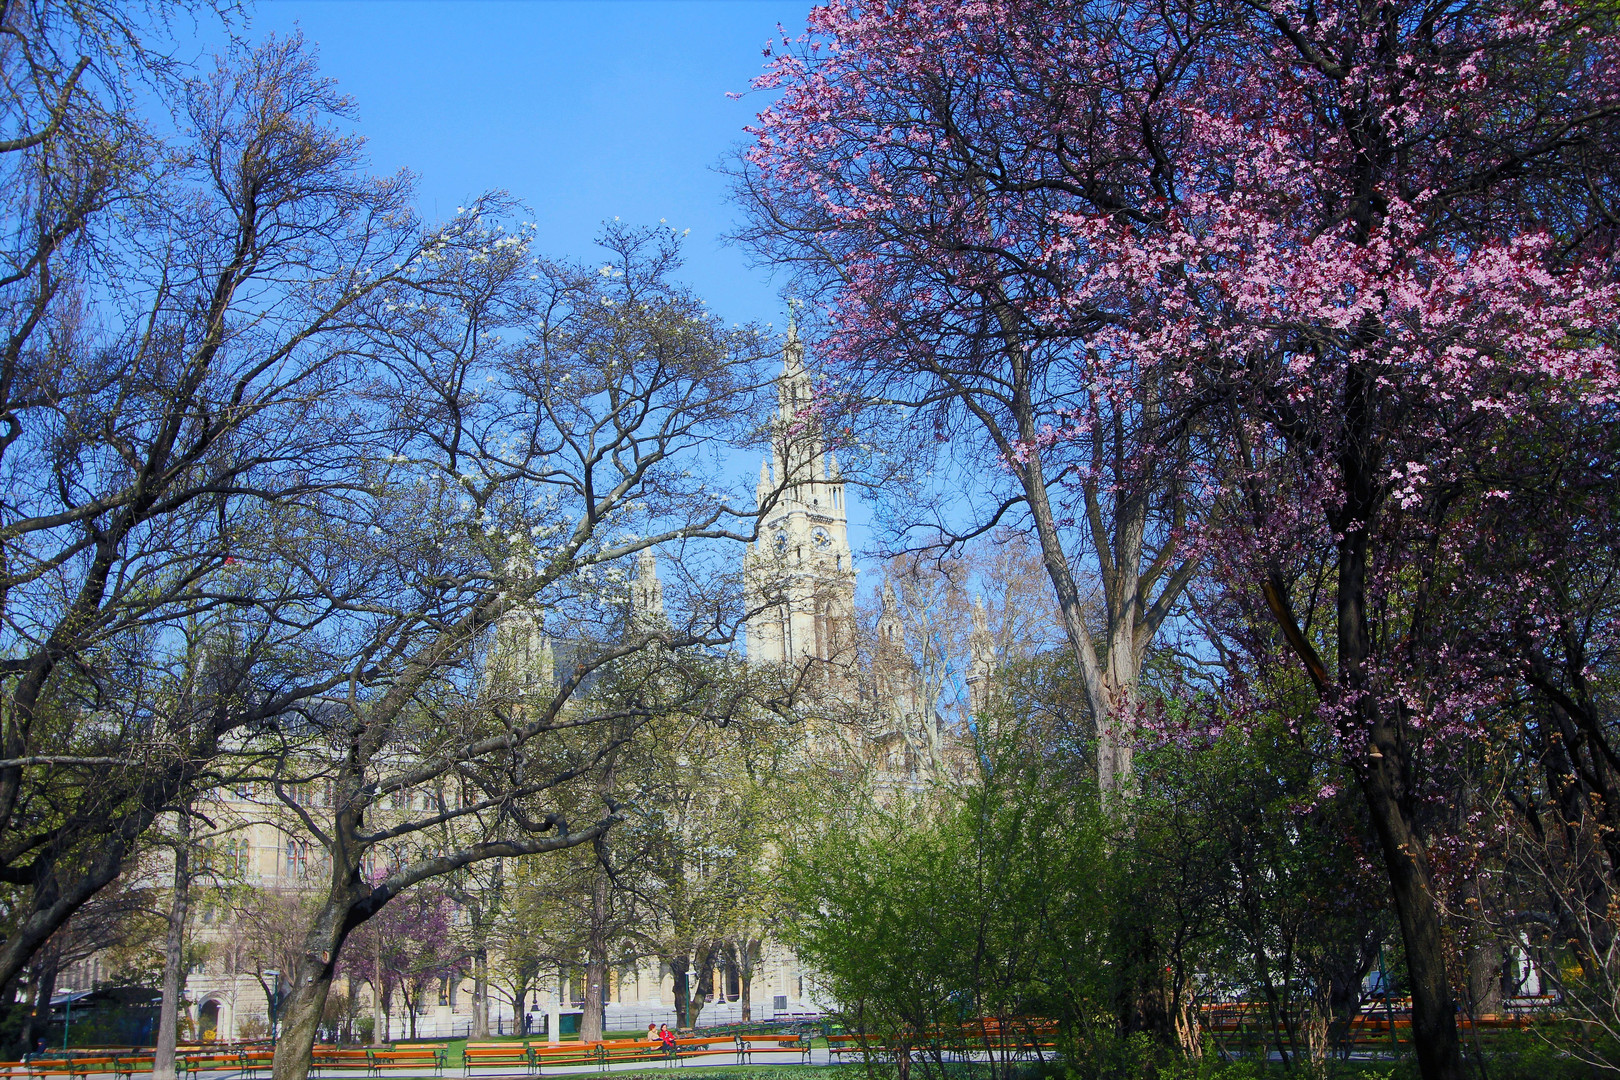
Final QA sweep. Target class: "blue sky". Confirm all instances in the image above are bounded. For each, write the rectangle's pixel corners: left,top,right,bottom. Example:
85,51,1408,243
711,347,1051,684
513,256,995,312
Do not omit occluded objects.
220,0,885,565
241,0,807,326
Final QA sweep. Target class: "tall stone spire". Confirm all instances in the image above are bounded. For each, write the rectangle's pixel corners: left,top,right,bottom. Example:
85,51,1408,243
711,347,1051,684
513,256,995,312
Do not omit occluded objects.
772,321,826,487
966,595,997,718
744,322,856,668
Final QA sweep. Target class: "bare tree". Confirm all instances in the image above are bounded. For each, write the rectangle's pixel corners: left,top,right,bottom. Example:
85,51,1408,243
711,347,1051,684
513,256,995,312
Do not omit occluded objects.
246,217,773,1080
0,32,445,1032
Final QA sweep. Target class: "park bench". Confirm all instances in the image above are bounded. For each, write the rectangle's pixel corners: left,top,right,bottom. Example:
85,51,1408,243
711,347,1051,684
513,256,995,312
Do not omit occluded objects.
113,1055,152,1079
734,1034,811,1064
596,1040,665,1069
180,1051,246,1080
829,1035,936,1064
666,1037,734,1065
311,1049,374,1077
35,1056,124,1080
973,1028,1059,1056
372,1046,446,1076
826,1035,881,1062
1462,1016,1532,1031
462,1043,533,1075
235,1048,276,1079
531,1044,601,1072
184,1062,236,1080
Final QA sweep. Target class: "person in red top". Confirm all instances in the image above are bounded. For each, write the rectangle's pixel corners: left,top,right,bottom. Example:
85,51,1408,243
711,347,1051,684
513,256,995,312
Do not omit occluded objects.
658,1024,677,1052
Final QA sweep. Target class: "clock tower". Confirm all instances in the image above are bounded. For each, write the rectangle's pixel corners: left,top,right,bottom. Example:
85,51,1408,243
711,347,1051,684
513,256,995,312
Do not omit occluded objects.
745,325,857,669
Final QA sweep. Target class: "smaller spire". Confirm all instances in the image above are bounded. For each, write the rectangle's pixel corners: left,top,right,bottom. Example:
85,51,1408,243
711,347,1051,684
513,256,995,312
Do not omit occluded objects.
971,595,991,639
828,453,841,481
877,578,903,646
783,312,806,378
632,547,666,627
967,594,997,718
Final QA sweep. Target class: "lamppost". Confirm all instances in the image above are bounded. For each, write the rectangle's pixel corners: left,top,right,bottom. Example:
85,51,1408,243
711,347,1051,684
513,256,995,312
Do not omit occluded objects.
264,970,283,1043
1376,947,1398,1059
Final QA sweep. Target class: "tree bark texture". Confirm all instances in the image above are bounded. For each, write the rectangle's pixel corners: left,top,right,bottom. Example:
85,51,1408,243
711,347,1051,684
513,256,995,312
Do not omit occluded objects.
671,959,690,1030
154,811,193,1080
371,926,386,1047
580,865,609,1043
20,953,57,1056
1336,414,1465,1080
472,949,489,1040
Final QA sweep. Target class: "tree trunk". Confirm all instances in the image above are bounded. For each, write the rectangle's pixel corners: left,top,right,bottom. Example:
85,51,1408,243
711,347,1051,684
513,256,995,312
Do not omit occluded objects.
155,811,193,1080
581,866,609,1042
685,945,715,1030
21,957,58,1057
15,972,40,1059
1014,448,1117,793
671,959,690,1030
1358,753,1463,1080
371,921,386,1047
1332,417,1466,1080
983,321,1183,805
33,961,58,1054
270,890,357,1080
472,950,489,1040
1466,940,1504,1019
735,940,758,1024
581,961,603,1042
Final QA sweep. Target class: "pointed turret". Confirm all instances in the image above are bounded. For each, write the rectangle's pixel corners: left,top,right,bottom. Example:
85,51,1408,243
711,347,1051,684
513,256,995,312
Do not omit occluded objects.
966,595,997,718
877,579,904,647
871,575,924,744
758,457,774,502
631,547,666,629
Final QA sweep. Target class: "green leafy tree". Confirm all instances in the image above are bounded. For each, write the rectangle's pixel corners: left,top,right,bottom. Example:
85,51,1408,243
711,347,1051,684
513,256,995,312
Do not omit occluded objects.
787,719,1110,1080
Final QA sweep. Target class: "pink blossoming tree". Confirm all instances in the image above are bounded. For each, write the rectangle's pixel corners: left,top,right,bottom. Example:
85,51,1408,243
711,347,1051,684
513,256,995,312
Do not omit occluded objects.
740,1,1620,1077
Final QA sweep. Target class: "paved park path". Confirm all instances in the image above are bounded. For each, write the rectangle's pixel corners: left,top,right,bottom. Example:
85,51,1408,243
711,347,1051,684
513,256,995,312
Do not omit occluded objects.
192,1048,846,1080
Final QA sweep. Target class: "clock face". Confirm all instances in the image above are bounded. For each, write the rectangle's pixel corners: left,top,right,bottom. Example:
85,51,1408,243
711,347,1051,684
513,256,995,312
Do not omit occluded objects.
811,526,833,549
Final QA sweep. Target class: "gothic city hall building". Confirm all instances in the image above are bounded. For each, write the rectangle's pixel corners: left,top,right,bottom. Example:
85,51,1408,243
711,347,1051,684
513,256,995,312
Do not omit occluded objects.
55,331,997,1044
